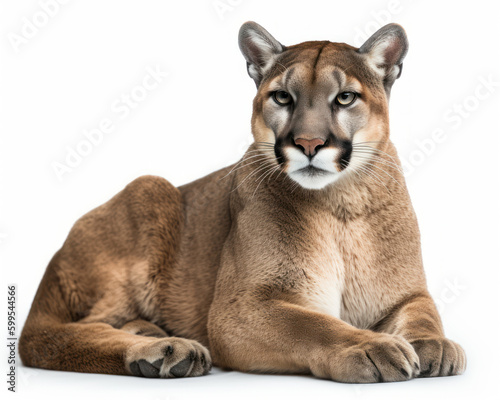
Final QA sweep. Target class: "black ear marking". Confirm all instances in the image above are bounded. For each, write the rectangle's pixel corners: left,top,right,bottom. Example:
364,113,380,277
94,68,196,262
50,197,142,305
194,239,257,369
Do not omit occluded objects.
357,23,409,93
238,21,284,87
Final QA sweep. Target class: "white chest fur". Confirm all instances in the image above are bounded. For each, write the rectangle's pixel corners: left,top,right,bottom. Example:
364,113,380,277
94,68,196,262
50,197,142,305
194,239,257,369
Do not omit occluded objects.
300,218,384,330
302,244,345,321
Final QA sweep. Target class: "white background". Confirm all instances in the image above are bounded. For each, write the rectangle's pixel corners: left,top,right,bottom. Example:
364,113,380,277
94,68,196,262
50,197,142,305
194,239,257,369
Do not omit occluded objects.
1,0,499,399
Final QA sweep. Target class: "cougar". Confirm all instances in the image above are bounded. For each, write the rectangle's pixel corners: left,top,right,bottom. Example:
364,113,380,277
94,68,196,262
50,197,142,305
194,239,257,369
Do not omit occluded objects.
19,22,466,383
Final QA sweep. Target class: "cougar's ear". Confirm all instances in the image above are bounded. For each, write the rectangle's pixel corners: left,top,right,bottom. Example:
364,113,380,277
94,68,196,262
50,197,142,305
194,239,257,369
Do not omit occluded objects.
358,23,409,94
239,21,284,87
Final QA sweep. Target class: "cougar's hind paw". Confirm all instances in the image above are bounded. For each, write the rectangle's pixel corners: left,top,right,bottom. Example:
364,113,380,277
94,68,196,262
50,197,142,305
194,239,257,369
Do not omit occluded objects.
126,337,212,378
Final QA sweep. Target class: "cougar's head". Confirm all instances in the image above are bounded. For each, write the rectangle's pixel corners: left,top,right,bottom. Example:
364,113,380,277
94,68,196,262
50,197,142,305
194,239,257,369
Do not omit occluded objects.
239,22,408,190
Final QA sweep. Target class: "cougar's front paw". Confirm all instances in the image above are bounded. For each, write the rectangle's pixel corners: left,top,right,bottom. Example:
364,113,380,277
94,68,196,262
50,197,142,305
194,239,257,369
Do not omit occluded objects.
319,333,420,383
410,337,466,377
125,337,212,378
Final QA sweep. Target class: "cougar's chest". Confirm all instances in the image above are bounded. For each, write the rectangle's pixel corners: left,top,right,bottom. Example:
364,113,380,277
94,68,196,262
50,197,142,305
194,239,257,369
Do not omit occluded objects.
300,216,383,329
302,242,345,321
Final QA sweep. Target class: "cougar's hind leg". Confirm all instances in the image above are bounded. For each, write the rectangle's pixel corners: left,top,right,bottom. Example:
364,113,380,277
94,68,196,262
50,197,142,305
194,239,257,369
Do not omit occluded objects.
18,262,145,376
19,176,212,378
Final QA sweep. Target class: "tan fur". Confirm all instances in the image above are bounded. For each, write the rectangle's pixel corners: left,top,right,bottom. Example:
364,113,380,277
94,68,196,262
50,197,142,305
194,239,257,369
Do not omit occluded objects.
19,23,465,382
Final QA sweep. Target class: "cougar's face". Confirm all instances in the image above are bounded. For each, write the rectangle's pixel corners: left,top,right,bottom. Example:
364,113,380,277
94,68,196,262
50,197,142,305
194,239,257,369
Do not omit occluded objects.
257,43,389,189
239,23,407,190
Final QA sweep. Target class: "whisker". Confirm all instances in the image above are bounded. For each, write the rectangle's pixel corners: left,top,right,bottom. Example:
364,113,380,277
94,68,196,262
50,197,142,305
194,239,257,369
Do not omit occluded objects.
254,143,275,147
290,180,300,194
351,151,404,174
228,156,274,174
353,141,391,145
353,145,400,164
219,153,273,181
355,163,392,194
273,61,289,76
243,149,275,155
224,153,270,170
274,163,286,182
252,164,281,199
231,160,277,193
267,165,281,183
342,160,364,182
254,141,276,146
362,159,404,189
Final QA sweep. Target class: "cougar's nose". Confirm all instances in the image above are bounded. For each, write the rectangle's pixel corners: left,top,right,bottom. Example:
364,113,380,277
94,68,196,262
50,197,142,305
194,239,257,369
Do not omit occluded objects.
294,138,325,157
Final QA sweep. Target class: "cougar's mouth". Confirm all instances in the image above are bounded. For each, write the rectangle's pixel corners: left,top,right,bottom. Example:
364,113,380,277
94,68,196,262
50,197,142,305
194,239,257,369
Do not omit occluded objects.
296,165,330,176
282,146,343,190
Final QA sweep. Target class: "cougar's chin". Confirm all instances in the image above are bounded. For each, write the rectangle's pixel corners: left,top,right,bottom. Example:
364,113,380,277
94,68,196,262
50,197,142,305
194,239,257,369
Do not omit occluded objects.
285,147,342,190
288,169,340,190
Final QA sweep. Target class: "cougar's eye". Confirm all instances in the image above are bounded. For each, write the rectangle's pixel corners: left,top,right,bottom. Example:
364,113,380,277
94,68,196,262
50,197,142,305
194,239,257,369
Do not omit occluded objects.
336,92,357,106
273,91,293,106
